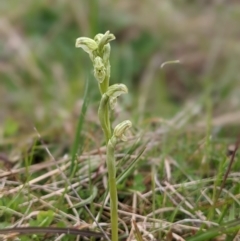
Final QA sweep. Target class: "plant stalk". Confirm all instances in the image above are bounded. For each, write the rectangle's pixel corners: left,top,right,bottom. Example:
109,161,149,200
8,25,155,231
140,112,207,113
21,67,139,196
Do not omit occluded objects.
106,136,118,241
98,94,112,142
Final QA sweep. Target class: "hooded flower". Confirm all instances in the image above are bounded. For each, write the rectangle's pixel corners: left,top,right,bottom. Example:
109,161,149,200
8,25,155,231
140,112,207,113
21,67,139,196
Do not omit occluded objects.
75,37,98,60
113,120,132,142
106,84,128,109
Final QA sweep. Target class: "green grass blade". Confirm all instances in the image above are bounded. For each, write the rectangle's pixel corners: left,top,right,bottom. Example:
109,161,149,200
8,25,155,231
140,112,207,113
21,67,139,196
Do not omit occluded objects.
186,218,240,241
70,77,89,176
116,145,145,185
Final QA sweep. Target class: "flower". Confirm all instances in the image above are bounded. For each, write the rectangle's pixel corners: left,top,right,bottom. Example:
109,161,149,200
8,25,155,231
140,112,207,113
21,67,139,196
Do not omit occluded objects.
113,120,132,142
75,37,98,59
106,84,128,109
93,57,106,83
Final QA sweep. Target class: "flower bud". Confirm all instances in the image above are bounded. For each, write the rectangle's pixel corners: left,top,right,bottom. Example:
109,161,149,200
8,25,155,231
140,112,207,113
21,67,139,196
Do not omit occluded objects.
113,120,132,142
106,84,128,109
93,57,106,83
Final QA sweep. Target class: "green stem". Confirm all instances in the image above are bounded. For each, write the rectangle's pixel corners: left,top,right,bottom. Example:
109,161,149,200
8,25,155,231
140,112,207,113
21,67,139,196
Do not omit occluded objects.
106,137,118,241
105,104,111,138
98,94,112,142
99,74,109,95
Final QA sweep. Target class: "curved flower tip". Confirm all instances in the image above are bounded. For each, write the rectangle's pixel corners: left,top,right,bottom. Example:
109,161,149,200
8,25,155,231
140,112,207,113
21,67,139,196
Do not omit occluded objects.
113,120,132,142
101,30,116,44
106,84,128,109
75,37,98,55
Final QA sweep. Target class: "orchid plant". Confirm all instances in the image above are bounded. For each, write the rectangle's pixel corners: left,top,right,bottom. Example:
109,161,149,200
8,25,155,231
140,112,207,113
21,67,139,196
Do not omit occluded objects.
76,31,132,241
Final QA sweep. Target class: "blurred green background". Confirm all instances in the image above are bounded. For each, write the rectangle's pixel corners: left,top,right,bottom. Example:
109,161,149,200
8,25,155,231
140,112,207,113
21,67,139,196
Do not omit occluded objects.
1,0,240,138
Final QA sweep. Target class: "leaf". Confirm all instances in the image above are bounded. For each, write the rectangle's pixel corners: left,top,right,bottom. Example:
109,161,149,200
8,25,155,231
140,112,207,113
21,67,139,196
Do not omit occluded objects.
30,210,54,227
133,173,145,192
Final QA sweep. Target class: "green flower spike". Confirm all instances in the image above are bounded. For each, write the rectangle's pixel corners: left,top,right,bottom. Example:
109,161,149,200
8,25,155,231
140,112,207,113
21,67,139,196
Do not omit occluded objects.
75,31,131,241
